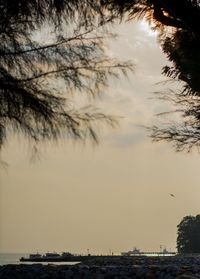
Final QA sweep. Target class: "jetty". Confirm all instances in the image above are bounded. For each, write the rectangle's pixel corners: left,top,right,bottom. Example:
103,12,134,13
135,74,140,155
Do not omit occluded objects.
20,252,177,263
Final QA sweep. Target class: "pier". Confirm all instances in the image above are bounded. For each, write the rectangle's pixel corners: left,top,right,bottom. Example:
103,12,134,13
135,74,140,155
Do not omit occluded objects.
20,252,177,263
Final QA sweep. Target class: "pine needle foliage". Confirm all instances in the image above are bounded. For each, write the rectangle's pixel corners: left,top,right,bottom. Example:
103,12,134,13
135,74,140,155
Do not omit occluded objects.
0,0,133,148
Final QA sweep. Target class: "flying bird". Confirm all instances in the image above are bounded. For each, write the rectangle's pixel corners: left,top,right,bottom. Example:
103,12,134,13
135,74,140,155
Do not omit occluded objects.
170,193,175,197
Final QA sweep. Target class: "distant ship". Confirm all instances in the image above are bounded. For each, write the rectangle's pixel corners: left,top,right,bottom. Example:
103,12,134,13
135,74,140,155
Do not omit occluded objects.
121,247,141,256
121,247,176,256
20,252,73,262
29,253,42,260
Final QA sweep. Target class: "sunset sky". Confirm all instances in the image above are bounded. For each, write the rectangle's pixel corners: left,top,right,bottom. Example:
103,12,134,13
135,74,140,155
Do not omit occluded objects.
1,21,200,255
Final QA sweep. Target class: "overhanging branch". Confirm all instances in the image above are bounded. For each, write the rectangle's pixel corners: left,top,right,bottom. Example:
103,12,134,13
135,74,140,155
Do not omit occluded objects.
152,0,185,29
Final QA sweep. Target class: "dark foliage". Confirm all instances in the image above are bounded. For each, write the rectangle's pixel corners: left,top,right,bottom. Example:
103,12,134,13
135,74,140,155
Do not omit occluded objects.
2,0,200,152
102,0,200,32
0,0,133,148
150,28,200,152
162,31,200,95
177,215,200,254
149,26,200,151
102,0,200,152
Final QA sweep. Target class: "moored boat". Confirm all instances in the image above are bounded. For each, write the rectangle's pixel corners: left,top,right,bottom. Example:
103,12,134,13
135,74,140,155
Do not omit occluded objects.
29,253,42,260
20,252,76,262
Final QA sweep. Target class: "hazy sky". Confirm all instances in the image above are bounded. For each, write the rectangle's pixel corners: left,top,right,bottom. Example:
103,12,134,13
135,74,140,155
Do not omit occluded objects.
1,21,200,255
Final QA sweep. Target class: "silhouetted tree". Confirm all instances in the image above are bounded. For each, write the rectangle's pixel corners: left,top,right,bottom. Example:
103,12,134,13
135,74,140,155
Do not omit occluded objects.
101,0,200,151
177,215,200,254
149,27,200,152
102,0,200,32
2,1,200,152
0,1,132,149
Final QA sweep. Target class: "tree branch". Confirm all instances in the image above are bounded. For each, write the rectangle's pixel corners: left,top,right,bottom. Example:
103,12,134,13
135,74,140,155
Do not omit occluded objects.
152,0,185,29
0,29,102,56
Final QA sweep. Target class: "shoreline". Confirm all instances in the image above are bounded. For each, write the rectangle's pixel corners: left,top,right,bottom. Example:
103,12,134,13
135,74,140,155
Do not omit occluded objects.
1,256,200,278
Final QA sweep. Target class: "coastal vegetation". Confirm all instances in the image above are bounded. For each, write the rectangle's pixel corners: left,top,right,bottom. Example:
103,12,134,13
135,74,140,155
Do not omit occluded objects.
103,0,200,151
1,1,200,152
177,215,200,254
0,1,132,150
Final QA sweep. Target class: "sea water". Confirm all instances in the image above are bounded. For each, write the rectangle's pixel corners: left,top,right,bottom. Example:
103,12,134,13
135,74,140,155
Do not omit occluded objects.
0,253,28,265
0,253,79,266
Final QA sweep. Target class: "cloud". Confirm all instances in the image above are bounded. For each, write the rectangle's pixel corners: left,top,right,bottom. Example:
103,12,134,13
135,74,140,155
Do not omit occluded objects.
92,21,172,148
